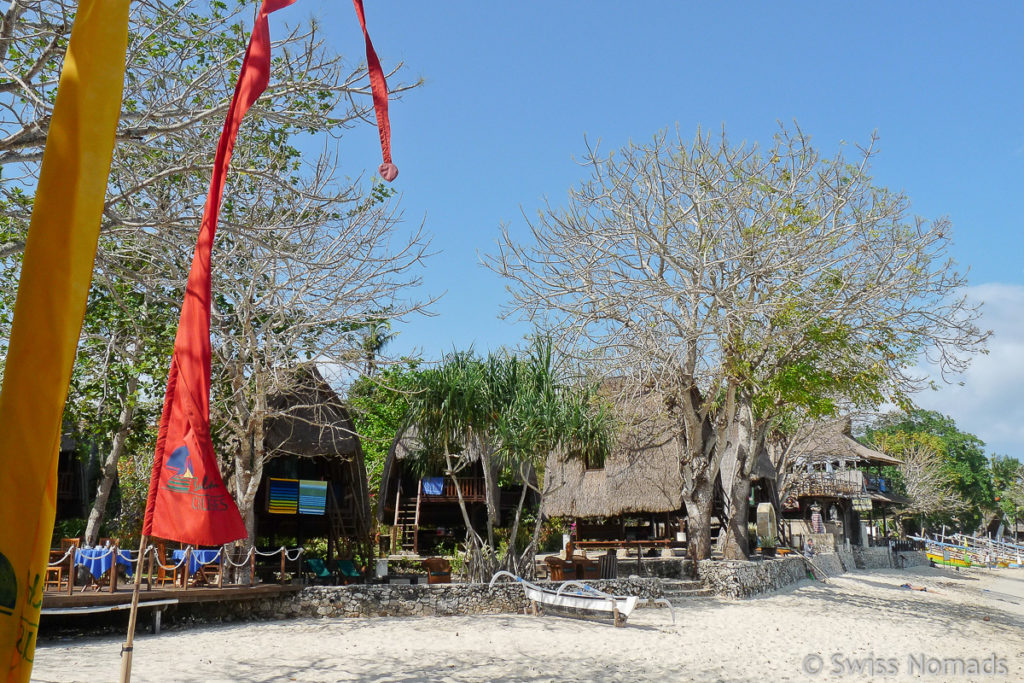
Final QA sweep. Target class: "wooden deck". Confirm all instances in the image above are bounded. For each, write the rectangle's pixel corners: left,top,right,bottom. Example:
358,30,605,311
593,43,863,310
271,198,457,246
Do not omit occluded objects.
42,583,302,613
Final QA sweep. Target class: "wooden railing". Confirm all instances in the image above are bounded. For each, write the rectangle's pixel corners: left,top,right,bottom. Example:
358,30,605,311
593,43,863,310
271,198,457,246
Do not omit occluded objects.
419,477,486,502
790,470,864,498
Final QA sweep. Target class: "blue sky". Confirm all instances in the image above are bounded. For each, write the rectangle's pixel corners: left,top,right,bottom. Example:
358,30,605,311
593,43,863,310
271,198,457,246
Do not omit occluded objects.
297,2,1023,457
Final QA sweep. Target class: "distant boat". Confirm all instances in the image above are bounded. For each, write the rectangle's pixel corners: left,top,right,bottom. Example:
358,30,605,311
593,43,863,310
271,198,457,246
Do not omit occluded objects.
926,551,971,568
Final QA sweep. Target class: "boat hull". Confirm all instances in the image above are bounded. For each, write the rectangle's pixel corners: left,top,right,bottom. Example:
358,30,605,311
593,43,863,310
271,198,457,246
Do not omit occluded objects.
522,584,638,623
927,552,971,568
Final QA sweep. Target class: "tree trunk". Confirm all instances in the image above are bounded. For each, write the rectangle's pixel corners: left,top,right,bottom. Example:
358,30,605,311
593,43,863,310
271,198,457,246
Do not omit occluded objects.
684,483,714,561
479,441,498,551
721,398,758,560
84,374,139,545
504,481,530,572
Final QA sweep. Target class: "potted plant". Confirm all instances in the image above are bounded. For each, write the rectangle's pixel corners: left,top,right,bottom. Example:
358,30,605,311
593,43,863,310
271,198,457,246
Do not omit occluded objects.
758,535,779,558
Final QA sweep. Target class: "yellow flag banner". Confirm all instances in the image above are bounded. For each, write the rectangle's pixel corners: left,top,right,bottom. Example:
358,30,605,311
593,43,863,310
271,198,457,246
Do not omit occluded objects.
0,1,129,680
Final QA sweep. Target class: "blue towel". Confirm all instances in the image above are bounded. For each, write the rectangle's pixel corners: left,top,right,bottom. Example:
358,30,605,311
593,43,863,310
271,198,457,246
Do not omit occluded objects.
422,477,444,495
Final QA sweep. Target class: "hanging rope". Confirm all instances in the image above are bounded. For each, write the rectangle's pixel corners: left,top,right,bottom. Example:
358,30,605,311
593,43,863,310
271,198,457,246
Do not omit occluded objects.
46,546,76,566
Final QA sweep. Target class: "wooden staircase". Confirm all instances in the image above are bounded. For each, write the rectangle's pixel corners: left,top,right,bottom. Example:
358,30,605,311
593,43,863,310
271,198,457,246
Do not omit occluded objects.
390,481,422,554
326,486,360,559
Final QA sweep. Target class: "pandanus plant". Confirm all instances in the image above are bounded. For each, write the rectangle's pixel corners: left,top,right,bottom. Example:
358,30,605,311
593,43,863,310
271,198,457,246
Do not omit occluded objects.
405,337,613,580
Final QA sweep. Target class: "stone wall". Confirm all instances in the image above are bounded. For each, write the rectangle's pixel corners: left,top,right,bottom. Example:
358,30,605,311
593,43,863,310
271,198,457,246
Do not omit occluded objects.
893,550,930,568
854,546,893,569
696,557,808,598
164,577,666,626
156,550,938,628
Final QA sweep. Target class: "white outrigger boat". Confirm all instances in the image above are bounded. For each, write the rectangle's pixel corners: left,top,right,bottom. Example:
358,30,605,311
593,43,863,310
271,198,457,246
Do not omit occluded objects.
489,570,674,627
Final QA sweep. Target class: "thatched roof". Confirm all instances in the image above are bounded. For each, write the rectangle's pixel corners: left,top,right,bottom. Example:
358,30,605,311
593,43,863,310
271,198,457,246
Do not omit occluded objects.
542,397,683,519
264,365,361,460
263,365,371,535
791,417,902,466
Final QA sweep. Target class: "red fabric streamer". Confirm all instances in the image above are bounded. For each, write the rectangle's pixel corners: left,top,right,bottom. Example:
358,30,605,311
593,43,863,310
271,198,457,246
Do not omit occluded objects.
143,0,297,546
352,0,398,182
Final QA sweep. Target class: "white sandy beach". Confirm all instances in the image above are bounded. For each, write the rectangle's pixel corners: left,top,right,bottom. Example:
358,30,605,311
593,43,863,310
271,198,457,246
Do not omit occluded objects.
31,566,1024,682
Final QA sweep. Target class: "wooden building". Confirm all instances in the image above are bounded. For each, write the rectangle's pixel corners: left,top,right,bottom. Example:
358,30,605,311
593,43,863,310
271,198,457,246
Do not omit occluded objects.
778,417,907,548
541,403,689,545
254,366,372,563
376,427,529,555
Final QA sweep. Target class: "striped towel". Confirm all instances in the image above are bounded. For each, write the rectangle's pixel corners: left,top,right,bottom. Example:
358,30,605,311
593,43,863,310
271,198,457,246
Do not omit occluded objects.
299,480,328,515
268,478,299,514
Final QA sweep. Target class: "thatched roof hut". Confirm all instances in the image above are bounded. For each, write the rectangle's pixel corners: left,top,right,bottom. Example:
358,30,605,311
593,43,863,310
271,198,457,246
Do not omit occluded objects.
256,365,372,540
542,396,684,519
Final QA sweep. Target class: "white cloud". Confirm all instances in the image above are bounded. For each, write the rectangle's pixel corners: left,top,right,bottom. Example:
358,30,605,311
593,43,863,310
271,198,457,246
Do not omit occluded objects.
913,283,1024,457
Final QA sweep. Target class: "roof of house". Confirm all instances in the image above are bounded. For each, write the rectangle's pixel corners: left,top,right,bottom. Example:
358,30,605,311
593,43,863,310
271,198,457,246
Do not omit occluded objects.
541,396,684,519
264,365,362,460
791,417,902,467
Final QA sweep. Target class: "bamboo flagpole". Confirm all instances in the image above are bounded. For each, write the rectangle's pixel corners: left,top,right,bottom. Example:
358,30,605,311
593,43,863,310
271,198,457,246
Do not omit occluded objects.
119,1,399,678
118,536,149,683
121,2,299,680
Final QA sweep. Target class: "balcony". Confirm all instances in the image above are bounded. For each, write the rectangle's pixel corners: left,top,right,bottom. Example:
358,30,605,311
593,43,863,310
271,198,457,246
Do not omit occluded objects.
790,470,865,498
418,477,486,503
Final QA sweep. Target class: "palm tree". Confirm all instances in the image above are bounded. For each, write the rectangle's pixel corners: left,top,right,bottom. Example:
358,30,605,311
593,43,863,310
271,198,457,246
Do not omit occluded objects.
405,338,613,579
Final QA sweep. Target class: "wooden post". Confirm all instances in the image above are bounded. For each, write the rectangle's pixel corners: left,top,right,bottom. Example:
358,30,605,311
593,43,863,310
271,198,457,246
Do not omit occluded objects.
67,549,75,596
146,545,154,592
414,480,422,556
109,546,118,593
217,545,225,588
249,548,256,586
280,547,286,583
183,547,192,591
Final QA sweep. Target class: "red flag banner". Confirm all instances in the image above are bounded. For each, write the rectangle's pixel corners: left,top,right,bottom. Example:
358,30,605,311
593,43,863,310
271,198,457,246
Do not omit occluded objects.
352,0,398,182
143,0,297,546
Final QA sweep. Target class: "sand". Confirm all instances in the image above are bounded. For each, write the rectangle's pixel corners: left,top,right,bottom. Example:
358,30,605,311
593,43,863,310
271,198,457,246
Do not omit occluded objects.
31,565,1024,682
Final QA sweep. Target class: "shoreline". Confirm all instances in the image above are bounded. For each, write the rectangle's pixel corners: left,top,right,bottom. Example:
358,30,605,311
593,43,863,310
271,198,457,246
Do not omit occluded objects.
32,565,1024,682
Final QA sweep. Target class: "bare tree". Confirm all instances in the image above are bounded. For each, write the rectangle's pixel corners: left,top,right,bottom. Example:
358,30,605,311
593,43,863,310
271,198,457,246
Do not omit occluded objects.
205,173,433,546
0,0,416,259
892,442,966,526
488,125,987,560
1,1,430,546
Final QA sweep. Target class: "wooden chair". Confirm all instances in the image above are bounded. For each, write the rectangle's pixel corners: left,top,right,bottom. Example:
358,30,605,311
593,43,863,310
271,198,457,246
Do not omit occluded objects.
192,551,221,587
153,541,176,588
45,549,65,591
422,557,451,584
60,537,81,553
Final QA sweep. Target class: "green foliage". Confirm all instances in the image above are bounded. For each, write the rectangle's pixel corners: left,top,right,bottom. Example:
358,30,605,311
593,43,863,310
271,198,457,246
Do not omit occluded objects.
866,409,994,531
407,338,614,482
347,360,425,499
403,337,614,570
53,518,87,544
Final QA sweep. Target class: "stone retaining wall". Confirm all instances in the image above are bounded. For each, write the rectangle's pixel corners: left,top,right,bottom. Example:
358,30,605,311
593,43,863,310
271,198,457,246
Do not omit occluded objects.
854,546,894,569
159,550,936,627
164,577,665,626
618,557,693,579
696,557,808,598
